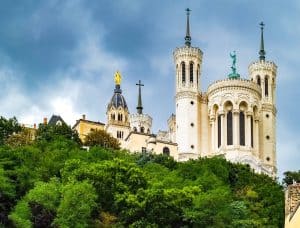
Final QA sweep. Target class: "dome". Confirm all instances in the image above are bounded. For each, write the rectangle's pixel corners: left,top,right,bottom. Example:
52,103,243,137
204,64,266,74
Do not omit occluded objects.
107,85,128,110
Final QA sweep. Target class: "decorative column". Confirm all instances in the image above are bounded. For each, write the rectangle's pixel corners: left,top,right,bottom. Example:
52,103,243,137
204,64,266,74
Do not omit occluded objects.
246,111,253,148
219,111,225,149
254,116,259,157
210,115,216,153
233,109,240,147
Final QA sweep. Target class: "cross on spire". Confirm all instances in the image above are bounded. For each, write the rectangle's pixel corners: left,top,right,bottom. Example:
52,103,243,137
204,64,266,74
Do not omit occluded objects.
185,8,191,47
259,21,266,61
136,80,144,114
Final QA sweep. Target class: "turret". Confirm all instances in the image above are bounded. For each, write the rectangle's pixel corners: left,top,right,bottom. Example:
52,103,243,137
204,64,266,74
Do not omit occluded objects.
106,71,131,144
173,9,202,161
248,23,277,176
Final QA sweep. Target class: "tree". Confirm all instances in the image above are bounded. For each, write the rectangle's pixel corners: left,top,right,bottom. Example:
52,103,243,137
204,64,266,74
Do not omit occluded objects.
283,170,300,186
5,128,34,148
84,129,120,150
35,123,81,145
0,116,22,145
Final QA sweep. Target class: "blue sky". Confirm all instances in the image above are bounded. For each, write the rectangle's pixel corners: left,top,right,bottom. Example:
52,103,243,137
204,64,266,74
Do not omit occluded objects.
0,0,299,178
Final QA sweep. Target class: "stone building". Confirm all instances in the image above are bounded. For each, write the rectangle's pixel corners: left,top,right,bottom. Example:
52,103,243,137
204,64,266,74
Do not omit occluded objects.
73,9,277,177
285,183,300,227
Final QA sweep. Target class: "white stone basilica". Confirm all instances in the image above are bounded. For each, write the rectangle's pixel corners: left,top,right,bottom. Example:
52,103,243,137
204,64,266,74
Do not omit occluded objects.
75,10,277,177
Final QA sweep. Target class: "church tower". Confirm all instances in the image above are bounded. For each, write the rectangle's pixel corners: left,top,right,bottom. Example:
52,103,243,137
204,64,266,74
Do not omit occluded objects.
106,71,131,146
248,23,277,175
129,80,152,134
173,9,203,161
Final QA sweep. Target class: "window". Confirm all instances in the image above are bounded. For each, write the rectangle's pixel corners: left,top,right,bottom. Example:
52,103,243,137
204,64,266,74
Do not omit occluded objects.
265,76,269,97
142,147,147,153
190,62,194,83
147,129,150,134
251,116,254,148
257,76,261,86
140,127,145,133
117,131,124,139
218,115,221,148
133,127,137,132
239,112,245,146
266,135,270,140
190,123,194,127
191,145,194,149
181,62,186,83
191,101,194,105
227,111,233,145
163,147,170,156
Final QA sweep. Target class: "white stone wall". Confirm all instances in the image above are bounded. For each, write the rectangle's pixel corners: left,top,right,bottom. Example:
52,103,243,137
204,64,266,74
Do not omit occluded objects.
129,113,152,134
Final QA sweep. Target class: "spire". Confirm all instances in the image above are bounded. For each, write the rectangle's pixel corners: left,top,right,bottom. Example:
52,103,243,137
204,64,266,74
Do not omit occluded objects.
185,8,191,47
136,80,144,114
259,22,266,61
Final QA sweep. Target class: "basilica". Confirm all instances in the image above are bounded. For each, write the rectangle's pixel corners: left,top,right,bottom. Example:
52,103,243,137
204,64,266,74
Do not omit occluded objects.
73,10,277,177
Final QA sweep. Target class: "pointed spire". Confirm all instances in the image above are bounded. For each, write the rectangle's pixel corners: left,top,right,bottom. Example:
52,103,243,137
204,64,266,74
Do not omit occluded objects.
185,8,191,47
136,80,144,114
259,22,266,61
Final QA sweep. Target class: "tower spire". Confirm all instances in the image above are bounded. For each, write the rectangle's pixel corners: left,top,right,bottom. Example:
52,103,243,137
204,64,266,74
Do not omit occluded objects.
259,22,266,61
136,80,144,114
185,8,191,47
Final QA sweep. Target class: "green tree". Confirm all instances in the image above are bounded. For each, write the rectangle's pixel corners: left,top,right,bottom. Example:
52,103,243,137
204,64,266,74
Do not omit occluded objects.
283,170,300,186
84,129,120,150
0,116,22,145
5,128,34,148
36,122,81,145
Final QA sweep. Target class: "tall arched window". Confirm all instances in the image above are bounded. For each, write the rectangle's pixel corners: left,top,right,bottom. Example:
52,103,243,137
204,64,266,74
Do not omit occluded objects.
141,127,145,133
227,111,233,145
218,115,221,148
163,147,170,156
265,76,269,97
239,112,245,146
257,76,261,86
190,62,193,83
181,62,186,83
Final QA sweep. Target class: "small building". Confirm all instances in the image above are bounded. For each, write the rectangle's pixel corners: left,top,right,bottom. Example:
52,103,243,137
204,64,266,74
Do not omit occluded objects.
285,183,300,228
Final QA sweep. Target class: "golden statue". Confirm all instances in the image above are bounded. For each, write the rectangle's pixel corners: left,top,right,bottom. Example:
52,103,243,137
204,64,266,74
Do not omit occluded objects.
114,71,122,85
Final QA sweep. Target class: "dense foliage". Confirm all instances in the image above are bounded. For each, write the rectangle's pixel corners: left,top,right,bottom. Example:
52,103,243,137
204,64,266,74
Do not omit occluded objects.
84,129,120,150
282,170,300,186
0,116,284,227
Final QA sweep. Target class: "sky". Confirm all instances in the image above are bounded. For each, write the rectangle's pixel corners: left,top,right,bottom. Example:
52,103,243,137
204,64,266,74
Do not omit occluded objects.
0,0,299,178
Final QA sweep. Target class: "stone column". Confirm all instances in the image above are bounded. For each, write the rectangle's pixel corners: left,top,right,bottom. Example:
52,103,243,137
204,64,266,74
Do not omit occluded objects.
254,116,259,157
246,111,253,148
233,109,239,147
210,115,215,153
219,111,225,149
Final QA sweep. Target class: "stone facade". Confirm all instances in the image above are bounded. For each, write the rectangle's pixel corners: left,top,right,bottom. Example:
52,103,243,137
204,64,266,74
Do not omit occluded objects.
285,183,300,228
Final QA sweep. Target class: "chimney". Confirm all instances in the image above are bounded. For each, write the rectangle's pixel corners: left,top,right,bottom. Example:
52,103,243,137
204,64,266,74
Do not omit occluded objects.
43,117,47,125
34,123,36,129
82,114,86,120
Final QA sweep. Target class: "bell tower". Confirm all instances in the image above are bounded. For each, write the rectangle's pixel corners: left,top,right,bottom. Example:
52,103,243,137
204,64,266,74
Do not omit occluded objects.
248,23,277,176
173,9,203,161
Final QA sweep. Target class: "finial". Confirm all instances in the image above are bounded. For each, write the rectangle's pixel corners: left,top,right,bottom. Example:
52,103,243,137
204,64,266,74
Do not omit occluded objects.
228,51,240,79
114,71,122,85
136,80,144,114
185,8,191,47
259,22,266,61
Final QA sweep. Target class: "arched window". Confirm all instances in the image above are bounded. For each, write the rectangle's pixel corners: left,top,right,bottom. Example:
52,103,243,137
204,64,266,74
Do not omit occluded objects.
181,62,186,83
190,62,194,83
218,115,221,148
265,76,269,97
120,114,123,121
163,147,170,156
141,127,145,133
257,76,261,86
147,129,150,134
227,111,233,145
111,114,115,120
239,112,245,146
133,127,137,132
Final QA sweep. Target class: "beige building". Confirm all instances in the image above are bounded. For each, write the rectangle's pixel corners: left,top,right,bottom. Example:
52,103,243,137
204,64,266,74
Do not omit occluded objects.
73,10,277,177
285,183,300,228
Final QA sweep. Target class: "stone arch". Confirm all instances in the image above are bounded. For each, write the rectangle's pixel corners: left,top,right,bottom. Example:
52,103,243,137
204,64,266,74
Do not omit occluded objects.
189,61,194,83
181,61,186,83
256,75,261,86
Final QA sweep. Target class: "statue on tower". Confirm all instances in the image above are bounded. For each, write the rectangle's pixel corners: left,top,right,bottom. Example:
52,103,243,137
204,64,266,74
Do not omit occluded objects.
114,71,122,85
228,51,240,79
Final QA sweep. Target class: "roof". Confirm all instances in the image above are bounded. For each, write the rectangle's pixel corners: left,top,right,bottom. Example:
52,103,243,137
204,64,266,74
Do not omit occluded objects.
48,115,66,126
72,118,105,129
107,85,128,110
